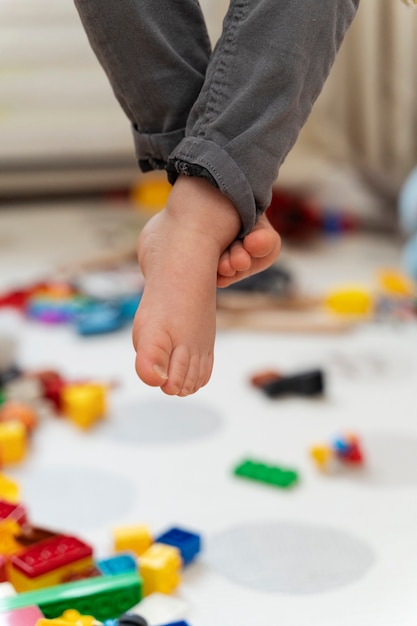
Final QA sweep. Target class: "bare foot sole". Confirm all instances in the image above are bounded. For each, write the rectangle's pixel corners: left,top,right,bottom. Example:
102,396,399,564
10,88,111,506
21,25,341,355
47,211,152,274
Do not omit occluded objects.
132,175,241,396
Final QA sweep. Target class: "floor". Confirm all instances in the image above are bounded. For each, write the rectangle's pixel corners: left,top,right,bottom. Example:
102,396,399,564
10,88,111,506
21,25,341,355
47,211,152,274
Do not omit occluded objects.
1,200,417,626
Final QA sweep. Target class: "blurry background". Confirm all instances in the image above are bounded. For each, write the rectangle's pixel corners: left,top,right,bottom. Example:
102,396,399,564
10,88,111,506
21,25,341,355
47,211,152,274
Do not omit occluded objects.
1,0,416,220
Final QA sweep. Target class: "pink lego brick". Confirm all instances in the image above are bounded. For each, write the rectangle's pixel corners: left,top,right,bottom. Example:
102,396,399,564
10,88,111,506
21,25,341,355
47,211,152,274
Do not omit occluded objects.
0,604,44,625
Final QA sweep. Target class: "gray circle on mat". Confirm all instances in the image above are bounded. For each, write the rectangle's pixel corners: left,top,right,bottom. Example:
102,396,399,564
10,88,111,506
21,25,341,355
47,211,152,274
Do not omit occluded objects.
353,432,417,487
19,465,135,532
205,521,375,594
99,399,222,444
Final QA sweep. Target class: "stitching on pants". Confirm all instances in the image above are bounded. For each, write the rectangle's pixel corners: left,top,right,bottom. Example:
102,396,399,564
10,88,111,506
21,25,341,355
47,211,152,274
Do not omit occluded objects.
197,0,248,138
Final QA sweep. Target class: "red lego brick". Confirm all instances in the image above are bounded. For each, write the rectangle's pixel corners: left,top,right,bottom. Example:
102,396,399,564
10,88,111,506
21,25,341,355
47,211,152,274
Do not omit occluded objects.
10,534,93,578
0,500,27,526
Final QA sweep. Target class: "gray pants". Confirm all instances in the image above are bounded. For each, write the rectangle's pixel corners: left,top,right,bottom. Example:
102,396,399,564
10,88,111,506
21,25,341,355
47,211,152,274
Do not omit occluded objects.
74,0,359,235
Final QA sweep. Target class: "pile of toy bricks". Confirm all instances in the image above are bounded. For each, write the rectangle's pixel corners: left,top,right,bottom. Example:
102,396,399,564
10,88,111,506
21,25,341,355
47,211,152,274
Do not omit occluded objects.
0,334,113,457
0,277,142,336
0,489,200,625
310,433,364,473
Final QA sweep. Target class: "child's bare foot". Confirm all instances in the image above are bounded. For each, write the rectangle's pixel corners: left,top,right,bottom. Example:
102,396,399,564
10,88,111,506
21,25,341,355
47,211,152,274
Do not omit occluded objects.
217,214,281,288
132,175,241,396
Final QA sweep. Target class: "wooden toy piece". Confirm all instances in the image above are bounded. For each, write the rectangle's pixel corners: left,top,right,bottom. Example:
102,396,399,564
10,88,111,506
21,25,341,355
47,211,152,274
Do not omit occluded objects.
0,421,27,464
0,604,44,625
0,571,142,622
0,473,20,503
262,369,324,398
113,525,152,557
138,543,182,596
250,370,281,388
61,383,107,430
7,534,94,592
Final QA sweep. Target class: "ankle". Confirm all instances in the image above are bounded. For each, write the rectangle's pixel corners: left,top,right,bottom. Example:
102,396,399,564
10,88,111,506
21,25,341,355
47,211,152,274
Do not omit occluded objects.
167,175,242,251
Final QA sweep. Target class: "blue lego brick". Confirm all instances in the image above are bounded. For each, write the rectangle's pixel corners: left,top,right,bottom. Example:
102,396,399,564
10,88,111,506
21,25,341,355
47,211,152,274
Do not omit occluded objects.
159,622,191,626
154,527,201,566
332,436,350,457
97,553,138,576
74,301,125,335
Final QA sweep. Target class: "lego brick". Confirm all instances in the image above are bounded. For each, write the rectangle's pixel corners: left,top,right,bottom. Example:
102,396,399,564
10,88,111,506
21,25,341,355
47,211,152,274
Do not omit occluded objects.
233,458,299,489
9,534,93,578
97,553,138,576
138,544,182,597
0,571,142,621
0,604,44,625
61,383,107,430
0,499,27,526
0,581,16,598
0,421,27,464
154,527,201,566
35,608,97,625
0,474,19,503
128,592,188,625
118,615,148,626
113,525,152,557
0,401,38,434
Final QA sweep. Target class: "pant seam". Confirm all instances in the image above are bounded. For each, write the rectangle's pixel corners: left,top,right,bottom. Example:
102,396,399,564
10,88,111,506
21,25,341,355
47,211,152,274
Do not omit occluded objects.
197,0,248,137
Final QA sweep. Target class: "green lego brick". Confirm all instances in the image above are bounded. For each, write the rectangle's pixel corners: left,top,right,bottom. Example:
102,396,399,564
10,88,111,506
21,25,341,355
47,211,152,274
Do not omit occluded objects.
0,571,142,621
233,458,299,489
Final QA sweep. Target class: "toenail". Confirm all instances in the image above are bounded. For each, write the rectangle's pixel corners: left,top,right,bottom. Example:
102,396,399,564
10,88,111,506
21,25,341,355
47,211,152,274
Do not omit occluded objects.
153,365,168,380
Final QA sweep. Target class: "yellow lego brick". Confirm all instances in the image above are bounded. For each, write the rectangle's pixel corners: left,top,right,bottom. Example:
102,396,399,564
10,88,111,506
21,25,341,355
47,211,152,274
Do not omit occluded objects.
0,421,27,464
139,542,182,596
61,383,107,430
310,444,333,470
35,608,97,625
377,269,415,297
324,286,373,316
113,524,152,556
7,555,94,592
0,520,21,556
0,473,19,503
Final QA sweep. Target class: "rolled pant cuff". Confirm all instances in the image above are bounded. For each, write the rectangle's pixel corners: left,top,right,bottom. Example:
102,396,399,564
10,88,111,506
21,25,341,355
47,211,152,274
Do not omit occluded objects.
167,137,258,236
132,125,186,172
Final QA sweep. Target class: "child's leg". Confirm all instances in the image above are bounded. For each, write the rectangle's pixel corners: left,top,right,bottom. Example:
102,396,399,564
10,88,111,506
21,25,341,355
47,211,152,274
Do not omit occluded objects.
133,174,241,395
73,0,211,170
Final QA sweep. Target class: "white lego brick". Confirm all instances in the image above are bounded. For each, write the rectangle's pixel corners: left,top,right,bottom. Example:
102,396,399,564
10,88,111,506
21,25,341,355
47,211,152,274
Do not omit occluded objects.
129,593,188,626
